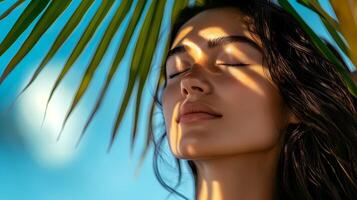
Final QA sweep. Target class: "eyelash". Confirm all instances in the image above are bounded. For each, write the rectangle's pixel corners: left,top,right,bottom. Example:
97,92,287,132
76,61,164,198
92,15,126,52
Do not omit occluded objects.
167,63,248,79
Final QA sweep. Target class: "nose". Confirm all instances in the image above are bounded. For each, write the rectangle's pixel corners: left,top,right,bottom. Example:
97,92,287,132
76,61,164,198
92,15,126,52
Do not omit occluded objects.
180,65,211,98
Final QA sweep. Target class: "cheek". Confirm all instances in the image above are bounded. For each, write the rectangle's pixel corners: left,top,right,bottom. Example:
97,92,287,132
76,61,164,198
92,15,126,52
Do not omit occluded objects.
212,69,286,153
162,87,173,130
162,85,182,156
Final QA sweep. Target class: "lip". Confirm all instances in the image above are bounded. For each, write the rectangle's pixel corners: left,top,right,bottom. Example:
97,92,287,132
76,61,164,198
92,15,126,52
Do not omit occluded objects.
176,101,223,123
179,112,222,123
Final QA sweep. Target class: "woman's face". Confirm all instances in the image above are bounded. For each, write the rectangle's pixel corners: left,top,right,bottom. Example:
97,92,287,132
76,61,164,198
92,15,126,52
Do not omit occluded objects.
162,7,298,160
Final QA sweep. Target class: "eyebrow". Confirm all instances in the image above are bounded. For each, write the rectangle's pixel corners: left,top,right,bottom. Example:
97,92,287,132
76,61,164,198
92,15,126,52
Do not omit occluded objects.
166,35,262,60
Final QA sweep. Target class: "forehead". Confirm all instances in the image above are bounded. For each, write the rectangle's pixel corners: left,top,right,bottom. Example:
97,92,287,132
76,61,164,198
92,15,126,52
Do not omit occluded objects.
171,7,256,49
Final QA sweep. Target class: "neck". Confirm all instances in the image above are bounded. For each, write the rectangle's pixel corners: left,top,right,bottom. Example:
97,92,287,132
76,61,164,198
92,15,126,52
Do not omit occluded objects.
193,145,281,200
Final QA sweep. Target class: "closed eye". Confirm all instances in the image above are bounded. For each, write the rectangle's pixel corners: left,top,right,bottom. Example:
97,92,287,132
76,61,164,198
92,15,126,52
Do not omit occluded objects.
168,68,191,79
217,63,249,67
167,63,248,79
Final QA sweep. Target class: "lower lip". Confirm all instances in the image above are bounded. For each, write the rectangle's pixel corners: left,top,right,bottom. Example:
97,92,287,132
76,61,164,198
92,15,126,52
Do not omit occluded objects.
179,113,222,123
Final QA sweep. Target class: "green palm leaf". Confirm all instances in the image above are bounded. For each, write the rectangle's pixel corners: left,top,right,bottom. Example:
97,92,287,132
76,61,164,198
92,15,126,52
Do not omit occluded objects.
40,1,115,129
0,0,71,84
130,0,166,155
10,0,95,113
279,0,357,97
0,0,50,56
106,0,160,153
58,0,133,141
330,0,357,72
78,0,147,148
0,0,25,20
297,0,349,56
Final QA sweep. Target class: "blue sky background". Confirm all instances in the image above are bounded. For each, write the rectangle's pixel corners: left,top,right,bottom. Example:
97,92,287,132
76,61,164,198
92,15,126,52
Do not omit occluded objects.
0,0,354,200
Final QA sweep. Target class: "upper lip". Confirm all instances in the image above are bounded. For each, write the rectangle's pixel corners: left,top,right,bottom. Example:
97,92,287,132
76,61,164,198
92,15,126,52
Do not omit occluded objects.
177,101,223,123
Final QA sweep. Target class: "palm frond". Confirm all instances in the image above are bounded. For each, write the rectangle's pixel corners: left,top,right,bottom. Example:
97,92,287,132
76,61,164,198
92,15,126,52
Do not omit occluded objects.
0,0,25,21
297,0,349,57
58,0,133,141
107,0,160,153
279,0,357,97
0,0,50,57
329,0,357,69
0,0,71,84
78,0,147,148
12,0,95,114
130,0,167,155
41,1,115,130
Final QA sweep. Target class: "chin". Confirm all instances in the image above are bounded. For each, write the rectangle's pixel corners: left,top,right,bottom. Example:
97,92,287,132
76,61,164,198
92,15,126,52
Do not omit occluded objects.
171,144,217,160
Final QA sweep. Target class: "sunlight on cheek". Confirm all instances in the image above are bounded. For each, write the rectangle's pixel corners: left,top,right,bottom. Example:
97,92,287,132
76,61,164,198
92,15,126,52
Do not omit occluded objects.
226,66,266,97
169,103,182,156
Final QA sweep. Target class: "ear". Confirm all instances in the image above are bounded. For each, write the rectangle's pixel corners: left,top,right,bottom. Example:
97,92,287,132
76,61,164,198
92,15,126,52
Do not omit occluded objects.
287,110,300,124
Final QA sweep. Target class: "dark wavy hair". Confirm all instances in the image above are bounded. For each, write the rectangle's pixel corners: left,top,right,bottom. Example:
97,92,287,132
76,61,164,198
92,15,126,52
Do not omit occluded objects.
149,0,357,199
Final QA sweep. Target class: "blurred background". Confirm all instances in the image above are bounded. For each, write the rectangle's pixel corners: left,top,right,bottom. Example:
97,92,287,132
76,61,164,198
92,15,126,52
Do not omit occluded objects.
0,0,355,200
